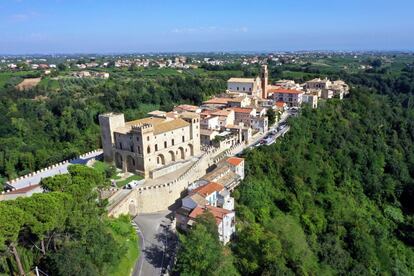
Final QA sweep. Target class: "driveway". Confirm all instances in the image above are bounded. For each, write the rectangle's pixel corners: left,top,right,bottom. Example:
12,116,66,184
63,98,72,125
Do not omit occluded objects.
132,211,177,276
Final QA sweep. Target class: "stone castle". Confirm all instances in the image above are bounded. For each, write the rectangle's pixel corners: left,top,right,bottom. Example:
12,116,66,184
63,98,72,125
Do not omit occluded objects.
99,111,201,178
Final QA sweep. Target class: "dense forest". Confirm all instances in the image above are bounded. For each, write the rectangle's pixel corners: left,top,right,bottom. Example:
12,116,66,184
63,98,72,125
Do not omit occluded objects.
175,67,414,275
0,73,225,187
0,165,137,275
233,87,414,275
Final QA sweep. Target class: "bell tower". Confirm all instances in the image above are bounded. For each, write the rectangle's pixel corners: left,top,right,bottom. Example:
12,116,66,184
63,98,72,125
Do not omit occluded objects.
261,64,268,99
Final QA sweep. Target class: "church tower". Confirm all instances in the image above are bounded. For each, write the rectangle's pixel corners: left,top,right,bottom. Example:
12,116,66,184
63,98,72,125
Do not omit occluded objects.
261,64,269,99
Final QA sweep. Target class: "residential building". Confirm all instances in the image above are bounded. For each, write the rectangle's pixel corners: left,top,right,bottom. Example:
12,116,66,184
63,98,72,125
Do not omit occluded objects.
189,206,235,244
232,107,256,127
211,109,235,128
200,129,219,146
269,88,303,107
302,94,318,108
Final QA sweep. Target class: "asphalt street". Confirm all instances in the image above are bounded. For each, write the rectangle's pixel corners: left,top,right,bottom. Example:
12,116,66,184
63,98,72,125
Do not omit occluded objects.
132,211,177,276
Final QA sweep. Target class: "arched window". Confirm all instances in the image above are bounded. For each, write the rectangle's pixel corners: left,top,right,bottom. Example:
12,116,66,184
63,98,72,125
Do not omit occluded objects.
182,136,185,142
155,144,158,151
147,145,151,154
172,139,175,146
164,141,167,148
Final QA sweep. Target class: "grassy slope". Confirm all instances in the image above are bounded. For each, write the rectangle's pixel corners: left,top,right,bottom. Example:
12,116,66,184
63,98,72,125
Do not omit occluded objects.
106,215,140,276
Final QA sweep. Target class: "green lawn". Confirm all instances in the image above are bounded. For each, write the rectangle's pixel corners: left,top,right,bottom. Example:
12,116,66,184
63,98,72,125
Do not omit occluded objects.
115,174,144,188
92,161,121,179
107,215,140,276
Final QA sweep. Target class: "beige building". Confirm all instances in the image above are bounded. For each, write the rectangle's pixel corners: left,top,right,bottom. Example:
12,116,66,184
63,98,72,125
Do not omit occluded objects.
99,112,201,178
302,94,318,108
269,88,303,107
227,77,262,98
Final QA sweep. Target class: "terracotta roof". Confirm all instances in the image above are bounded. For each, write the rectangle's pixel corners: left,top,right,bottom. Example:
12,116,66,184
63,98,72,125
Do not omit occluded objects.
228,96,246,102
174,104,200,112
226,157,244,167
203,98,232,105
231,107,254,114
212,109,233,117
189,205,232,225
191,182,224,197
269,88,302,94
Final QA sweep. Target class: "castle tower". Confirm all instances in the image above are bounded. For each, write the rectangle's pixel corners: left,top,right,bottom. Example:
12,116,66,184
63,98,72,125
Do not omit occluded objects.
261,64,269,99
99,113,125,162
131,123,155,177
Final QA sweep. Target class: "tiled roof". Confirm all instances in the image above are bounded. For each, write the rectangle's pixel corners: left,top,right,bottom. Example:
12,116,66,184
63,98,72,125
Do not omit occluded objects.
118,117,189,135
191,182,224,197
153,118,189,134
212,109,233,117
269,88,302,94
174,104,200,112
189,205,232,225
189,193,209,206
231,107,254,114
227,77,255,83
226,157,244,166
203,98,232,105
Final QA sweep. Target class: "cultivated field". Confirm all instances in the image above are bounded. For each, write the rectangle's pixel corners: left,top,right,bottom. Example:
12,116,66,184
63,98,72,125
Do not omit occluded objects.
15,77,42,90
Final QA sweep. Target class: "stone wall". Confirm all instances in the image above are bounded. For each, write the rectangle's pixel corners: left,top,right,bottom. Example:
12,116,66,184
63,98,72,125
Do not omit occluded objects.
108,142,245,217
5,149,103,190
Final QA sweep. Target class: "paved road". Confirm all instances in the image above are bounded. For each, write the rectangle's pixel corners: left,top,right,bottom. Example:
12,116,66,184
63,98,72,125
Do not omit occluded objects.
6,150,103,190
132,211,177,276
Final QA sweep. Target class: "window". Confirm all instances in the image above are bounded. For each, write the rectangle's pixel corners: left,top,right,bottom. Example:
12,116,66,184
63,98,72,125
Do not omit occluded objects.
237,87,239,91
164,141,167,148
119,143,122,150
147,136,149,141
243,87,245,91
137,146,141,154
172,139,175,146
147,146,151,154
155,144,158,151
182,136,185,142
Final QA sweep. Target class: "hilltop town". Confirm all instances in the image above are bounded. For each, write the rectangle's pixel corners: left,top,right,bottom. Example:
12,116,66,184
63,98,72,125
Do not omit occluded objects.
2,50,413,276
2,63,349,249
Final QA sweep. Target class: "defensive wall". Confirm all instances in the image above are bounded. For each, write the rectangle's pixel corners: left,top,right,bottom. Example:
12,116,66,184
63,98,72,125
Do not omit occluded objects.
4,149,103,190
108,142,245,217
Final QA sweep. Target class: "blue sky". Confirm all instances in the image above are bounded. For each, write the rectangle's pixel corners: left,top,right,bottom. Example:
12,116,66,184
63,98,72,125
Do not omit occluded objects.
1,0,414,54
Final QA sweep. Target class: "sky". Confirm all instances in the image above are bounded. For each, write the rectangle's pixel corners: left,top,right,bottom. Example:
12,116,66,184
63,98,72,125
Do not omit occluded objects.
1,0,414,54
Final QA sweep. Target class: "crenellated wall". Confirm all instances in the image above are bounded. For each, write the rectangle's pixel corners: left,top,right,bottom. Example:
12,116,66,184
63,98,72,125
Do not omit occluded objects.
5,149,103,190
108,142,245,217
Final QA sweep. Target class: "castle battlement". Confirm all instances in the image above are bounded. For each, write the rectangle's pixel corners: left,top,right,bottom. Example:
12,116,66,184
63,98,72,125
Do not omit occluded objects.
131,123,154,132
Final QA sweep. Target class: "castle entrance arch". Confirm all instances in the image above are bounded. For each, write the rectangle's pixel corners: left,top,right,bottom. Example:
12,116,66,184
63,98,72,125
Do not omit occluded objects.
115,152,123,168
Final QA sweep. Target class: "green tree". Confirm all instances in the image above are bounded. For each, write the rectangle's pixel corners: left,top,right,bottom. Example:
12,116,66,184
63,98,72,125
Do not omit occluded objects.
266,108,276,126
